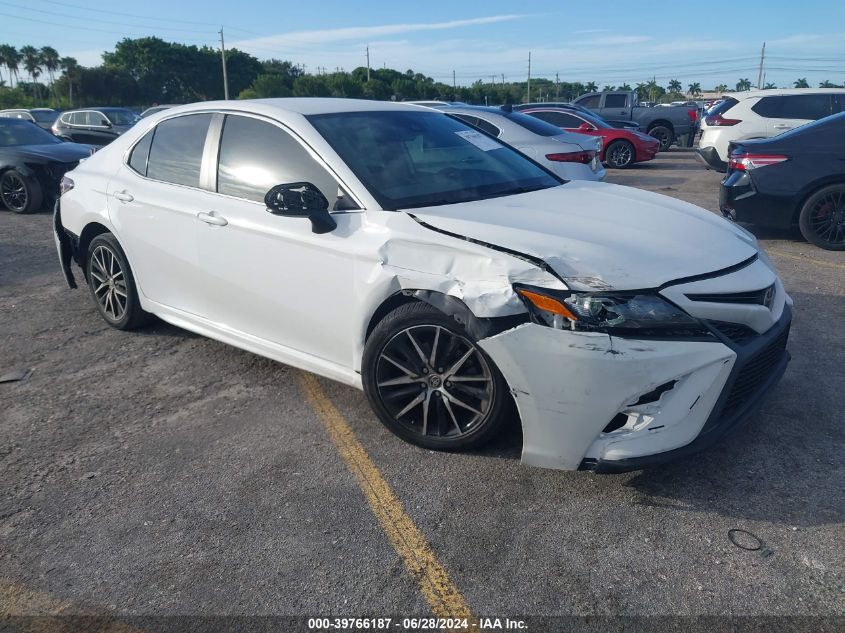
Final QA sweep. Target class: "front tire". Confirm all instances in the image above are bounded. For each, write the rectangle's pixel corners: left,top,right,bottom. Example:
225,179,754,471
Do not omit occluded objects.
798,184,845,250
648,125,674,151
1,169,42,214
86,233,152,329
605,140,635,169
362,302,511,451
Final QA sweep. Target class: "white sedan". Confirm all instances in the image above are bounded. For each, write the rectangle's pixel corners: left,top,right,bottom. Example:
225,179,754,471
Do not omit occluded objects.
430,104,605,182
54,99,792,472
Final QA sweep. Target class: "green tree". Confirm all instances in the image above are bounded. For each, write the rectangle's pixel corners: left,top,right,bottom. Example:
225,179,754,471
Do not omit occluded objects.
688,82,701,97
59,56,79,106
585,81,598,93
818,79,839,88
714,83,728,93
20,45,42,99
764,82,777,89
618,83,632,91
793,78,809,88
736,78,752,91
667,79,682,93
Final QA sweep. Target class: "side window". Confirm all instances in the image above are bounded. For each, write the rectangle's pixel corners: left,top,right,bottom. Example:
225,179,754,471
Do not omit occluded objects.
147,113,212,187
217,114,339,204
68,112,82,125
604,94,628,108
753,95,833,120
529,111,583,128
128,129,154,176
577,95,601,108
451,114,481,128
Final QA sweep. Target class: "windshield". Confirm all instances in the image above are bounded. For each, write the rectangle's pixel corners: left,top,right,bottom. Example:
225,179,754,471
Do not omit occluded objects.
104,109,140,126
0,120,62,146
308,110,561,210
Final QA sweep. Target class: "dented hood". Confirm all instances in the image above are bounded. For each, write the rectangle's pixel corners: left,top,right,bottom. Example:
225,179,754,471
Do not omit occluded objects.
407,181,758,290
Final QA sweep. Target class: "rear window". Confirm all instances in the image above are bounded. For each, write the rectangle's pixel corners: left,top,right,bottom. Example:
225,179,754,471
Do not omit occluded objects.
502,111,566,136
527,110,584,129
128,129,154,176
752,94,834,120
577,95,600,108
450,114,501,137
706,98,738,116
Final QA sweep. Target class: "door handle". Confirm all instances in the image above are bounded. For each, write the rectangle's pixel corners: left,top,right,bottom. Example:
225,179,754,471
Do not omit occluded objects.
112,190,134,203
197,211,228,226
773,124,791,129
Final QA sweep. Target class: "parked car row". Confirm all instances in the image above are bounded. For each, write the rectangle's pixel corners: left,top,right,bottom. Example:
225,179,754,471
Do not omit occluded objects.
694,88,845,250
53,98,792,472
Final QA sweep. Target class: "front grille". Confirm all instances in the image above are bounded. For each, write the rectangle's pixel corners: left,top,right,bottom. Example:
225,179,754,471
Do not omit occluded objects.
711,321,758,344
721,326,789,414
687,284,775,306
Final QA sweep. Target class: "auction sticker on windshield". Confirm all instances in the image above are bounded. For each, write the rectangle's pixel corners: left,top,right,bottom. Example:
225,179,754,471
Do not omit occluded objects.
455,130,501,151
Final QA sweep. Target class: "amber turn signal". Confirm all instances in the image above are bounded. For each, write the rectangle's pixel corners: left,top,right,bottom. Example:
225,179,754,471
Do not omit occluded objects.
515,288,578,321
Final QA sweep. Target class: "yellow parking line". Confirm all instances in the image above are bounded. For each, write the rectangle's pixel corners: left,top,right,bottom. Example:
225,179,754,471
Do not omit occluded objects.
0,580,142,632
768,250,845,270
298,372,474,621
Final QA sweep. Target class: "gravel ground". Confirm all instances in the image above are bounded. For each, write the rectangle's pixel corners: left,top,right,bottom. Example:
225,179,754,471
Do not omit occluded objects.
1,148,843,629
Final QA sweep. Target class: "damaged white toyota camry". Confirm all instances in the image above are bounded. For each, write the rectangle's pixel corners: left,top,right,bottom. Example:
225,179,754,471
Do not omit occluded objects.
54,99,792,472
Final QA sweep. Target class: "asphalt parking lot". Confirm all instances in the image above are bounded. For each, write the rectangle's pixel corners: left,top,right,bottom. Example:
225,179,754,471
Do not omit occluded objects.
1,148,843,631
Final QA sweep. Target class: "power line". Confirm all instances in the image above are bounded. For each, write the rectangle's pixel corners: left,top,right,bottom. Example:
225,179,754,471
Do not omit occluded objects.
38,0,239,28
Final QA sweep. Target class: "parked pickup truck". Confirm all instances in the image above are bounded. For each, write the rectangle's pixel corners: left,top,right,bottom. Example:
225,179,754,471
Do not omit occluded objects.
572,91,698,150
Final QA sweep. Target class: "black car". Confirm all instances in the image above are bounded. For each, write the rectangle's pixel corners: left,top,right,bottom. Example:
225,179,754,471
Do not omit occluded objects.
51,107,139,146
0,108,60,130
0,119,93,214
720,111,845,250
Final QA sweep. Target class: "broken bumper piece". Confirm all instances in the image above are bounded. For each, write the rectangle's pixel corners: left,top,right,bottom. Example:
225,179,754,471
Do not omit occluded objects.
479,305,791,472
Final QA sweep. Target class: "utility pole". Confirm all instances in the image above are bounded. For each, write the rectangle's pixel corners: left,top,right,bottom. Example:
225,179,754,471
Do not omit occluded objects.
555,72,560,100
527,51,531,102
366,46,370,82
453,69,456,99
219,27,229,100
756,42,766,89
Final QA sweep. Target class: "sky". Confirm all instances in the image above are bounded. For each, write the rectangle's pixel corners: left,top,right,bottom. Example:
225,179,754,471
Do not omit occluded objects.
3,0,845,90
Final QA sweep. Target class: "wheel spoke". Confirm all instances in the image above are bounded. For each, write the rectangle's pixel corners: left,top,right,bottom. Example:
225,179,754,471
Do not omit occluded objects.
440,396,463,434
443,391,483,416
377,375,420,387
381,354,418,378
429,326,441,366
448,375,492,383
405,330,428,365
421,392,431,435
396,391,426,418
445,347,475,378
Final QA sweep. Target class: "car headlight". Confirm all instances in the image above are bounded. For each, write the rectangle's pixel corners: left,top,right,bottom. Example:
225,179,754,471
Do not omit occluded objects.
514,285,707,335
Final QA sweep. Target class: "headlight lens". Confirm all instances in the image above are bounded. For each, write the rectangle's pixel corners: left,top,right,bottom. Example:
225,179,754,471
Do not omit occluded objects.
515,286,706,335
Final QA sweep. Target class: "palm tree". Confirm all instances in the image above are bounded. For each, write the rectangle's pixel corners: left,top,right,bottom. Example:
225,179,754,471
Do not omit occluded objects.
714,83,728,93
793,78,809,88
7,46,21,88
688,82,701,97
20,45,42,99
819,80,837,88
618,83,632,91
764,82,777,89
40,46,60,104
736,78,752,91
60,56,79,106
0,44,19,88
602,85,615,91
585,81,598,93
667,79,682,93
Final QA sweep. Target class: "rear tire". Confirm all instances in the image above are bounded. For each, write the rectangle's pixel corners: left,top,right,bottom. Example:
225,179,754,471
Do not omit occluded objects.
798,184,845,250
86,233,153,329
362,302,512,451
648,125,674,151
1,169,42,214
605,140,635,169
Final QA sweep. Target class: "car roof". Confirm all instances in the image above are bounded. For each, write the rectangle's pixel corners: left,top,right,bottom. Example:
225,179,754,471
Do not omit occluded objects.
164,98,430,117
726,88,845,99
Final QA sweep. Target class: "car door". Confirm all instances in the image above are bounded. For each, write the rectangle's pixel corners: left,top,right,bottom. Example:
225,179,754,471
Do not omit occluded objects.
762,94,834,136
599,93,631,120
106,112,215,317
196,113,361,367
62,112,84,142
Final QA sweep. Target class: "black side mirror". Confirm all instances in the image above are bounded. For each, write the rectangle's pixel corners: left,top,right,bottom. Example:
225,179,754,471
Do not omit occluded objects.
264,182,337,234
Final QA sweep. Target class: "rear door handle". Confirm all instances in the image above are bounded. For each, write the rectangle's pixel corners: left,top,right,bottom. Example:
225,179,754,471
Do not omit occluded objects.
773,124,792,129
113,190,133,203
197,211,228,226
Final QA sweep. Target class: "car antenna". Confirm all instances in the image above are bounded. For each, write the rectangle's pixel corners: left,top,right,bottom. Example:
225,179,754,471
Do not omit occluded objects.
500,104,513,113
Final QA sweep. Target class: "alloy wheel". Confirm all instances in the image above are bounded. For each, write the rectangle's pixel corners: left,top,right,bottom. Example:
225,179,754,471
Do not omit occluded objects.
90,245,128,321
808,189,845,246
375,325,495,439
608,143,633,168
1,172,28,212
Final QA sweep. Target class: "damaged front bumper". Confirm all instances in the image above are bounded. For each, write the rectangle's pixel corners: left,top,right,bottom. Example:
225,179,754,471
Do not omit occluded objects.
479,305,791,472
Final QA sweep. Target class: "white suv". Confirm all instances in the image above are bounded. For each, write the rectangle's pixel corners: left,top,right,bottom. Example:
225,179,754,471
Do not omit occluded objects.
696,88,845,171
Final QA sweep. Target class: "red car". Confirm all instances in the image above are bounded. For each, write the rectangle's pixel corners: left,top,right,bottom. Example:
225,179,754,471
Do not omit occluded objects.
520,106,660,169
